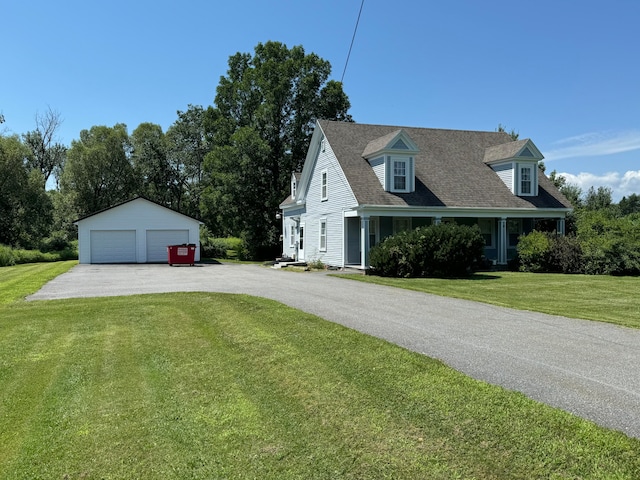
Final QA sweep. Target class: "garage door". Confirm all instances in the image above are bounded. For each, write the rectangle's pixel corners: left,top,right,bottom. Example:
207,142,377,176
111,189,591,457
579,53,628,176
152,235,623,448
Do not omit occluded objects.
146,230,189,262
90,230,137,264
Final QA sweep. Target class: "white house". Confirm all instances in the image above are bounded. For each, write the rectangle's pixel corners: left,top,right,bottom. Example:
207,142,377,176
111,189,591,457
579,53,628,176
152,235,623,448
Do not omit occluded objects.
280,120,573,269
75,197,202,264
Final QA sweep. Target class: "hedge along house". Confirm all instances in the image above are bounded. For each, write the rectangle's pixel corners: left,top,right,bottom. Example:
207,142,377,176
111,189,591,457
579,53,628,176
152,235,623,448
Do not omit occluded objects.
75,197,202,264
279,120,572,269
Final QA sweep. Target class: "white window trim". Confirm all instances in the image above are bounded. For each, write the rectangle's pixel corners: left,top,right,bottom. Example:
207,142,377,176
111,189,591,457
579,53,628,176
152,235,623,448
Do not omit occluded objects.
387,155,414,193
320,169,328,201
289,224,295,247
319,218,327,252
518,164,537,196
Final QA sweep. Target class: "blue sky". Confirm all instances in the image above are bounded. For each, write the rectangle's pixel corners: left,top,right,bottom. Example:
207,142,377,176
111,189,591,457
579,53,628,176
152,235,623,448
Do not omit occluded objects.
3,0,639,200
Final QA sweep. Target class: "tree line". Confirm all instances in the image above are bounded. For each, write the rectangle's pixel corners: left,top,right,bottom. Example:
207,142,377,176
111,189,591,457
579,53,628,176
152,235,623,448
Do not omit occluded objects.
1,41,352,259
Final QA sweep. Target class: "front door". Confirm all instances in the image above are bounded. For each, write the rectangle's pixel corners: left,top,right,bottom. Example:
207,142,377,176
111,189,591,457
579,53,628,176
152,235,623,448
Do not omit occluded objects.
298,223,305,260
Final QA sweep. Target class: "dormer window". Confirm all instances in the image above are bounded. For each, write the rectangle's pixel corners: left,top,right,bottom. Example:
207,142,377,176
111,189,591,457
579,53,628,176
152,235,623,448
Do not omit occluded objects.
363,129,419,194
484,139,543,197
393,158,408,191
520,166,532,195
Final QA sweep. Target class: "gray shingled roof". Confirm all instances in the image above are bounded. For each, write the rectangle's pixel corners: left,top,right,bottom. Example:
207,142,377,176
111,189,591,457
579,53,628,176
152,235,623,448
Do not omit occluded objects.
318,120,572,209
362,129,403,158
484,139,532,164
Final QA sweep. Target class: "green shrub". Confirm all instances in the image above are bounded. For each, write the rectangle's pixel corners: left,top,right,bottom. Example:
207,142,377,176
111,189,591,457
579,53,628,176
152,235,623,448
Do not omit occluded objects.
199,231,247,260
39,231,74,252
577,210,640,275
517,230,551,273
201,238,228,259
0,243,77,266
546,235,583,274
369,223,485,278
0,245,16,267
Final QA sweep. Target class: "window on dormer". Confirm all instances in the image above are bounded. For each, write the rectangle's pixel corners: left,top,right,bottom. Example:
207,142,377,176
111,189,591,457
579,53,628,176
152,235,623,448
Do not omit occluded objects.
393,160,406,190
520,166,532,195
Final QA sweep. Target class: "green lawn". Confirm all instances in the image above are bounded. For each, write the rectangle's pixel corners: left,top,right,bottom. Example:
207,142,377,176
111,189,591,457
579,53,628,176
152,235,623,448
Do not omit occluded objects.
0,261,76,304
338,271,640,329
1,264,640,478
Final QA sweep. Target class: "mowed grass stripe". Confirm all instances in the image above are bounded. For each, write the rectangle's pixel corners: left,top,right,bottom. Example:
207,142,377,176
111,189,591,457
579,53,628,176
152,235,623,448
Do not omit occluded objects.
0,261,76,304
2,293,640,479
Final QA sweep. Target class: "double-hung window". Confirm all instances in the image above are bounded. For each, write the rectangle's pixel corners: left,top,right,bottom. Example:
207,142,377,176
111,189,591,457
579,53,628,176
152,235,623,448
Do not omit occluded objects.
319,219,327,252
321,169,328,201
289,224,295,247
520,166,532,195
393,160,407,191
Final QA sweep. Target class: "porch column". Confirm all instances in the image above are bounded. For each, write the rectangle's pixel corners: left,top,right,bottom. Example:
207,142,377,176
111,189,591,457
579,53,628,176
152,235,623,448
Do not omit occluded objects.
498,217,507,265
557,218,566,236
360,216,370,269
434,216,442,225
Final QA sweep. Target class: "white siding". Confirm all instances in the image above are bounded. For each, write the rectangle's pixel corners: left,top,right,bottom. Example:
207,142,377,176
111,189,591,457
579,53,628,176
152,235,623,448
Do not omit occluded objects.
369,156,385,188
493,163,514,193
76,198,201,264
300,139,357,266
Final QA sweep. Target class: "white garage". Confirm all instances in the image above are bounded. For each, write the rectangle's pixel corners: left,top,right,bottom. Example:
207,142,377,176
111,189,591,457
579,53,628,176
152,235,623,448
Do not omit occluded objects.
75,197,202,264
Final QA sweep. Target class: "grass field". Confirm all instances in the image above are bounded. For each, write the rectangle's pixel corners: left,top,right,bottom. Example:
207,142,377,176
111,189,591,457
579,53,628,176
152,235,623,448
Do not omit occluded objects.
338,271,640,329
1,263,640,479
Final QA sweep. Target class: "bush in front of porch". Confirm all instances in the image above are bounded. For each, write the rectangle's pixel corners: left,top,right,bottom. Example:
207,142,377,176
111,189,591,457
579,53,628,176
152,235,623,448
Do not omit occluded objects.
369,223,485,278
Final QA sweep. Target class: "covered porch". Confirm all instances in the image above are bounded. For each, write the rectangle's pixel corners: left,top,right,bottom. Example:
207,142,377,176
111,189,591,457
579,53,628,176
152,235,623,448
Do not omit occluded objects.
343,207,567,270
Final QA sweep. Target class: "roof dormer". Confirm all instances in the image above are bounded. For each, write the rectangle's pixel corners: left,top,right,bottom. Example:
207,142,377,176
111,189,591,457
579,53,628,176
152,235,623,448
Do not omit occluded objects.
363,129,419,193
484,139,543,197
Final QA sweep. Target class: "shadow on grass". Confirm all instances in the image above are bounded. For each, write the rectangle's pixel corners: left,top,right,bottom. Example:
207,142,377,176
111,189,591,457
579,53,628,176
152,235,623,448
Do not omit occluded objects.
467,273,502,280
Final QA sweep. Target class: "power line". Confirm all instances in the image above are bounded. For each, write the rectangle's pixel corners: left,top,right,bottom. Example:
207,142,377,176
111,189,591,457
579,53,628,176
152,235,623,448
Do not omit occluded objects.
341,0,365,84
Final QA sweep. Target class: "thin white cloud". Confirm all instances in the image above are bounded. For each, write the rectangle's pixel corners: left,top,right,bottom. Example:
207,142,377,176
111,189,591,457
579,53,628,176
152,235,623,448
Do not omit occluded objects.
557,170,640,201
545,130,640,161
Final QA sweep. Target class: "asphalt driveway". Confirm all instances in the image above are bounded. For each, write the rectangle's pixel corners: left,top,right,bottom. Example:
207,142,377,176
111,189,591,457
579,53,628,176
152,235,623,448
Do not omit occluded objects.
29,263,640,438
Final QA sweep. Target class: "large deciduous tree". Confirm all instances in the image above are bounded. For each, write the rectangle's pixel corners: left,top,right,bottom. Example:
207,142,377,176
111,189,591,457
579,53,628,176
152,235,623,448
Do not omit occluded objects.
202,41,352,259
22,107,67,187
61,124,137,217
131,122,173,206
0,135,52,247
166,105,211,217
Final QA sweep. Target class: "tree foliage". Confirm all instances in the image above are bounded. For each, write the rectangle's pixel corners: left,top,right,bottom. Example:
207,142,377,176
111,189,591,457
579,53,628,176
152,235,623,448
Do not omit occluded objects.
165,105,211,217
131,122,173,206
22,107,67,187
202,41,352,258
0,135,52,248
619,193,640,216
548,170,582,208
61,124,138,217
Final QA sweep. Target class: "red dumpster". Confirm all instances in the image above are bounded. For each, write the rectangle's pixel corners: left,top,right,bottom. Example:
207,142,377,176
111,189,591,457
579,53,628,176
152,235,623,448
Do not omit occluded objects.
167,244,196,266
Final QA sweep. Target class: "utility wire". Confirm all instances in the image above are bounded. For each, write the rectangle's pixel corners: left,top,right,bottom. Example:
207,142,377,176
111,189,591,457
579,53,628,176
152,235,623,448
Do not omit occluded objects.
341,0,365,84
